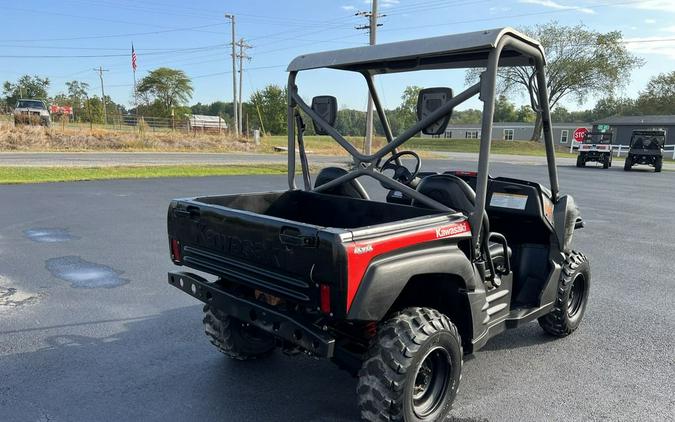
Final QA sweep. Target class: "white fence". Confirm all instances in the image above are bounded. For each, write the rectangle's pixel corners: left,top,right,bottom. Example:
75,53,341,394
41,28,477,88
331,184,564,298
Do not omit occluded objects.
570,141,675,159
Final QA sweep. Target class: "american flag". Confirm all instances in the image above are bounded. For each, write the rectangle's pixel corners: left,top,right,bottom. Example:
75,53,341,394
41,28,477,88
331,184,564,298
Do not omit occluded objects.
131,44,137,72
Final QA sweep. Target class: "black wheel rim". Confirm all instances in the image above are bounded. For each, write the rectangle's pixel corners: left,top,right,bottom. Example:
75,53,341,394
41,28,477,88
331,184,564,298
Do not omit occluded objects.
412,347,451,418
239,322,269,343
567,274,586,318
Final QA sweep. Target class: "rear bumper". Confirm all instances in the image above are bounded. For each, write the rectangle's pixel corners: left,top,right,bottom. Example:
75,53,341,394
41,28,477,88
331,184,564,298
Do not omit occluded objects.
168,271,335,357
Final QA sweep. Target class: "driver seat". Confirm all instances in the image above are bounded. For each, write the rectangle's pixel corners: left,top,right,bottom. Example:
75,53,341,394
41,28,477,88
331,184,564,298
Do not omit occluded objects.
411,174,511,271
314,167,369,200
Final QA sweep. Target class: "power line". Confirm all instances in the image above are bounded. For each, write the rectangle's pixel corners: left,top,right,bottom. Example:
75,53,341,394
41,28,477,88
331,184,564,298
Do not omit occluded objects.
3,23,225,43
0,44,226,59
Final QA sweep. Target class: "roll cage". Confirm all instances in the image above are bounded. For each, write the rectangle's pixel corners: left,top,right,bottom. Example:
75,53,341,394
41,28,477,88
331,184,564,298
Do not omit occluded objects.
286,27,559,254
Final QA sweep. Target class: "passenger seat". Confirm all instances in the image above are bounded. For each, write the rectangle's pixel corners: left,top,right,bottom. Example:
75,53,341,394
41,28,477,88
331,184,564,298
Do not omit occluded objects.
411,174,511,269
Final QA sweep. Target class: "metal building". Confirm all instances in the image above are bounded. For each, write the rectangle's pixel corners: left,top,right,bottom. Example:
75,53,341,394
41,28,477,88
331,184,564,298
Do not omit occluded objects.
592,115,675,146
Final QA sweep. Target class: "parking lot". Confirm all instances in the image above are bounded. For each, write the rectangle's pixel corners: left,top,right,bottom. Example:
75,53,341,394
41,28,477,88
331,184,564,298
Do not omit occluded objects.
1,159,674,421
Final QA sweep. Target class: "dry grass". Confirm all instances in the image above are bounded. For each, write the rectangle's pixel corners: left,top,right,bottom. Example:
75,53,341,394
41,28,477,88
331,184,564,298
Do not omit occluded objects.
0,125,259,152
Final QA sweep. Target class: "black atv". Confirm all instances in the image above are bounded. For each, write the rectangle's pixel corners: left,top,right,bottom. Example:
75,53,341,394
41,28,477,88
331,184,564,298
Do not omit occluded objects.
167,28,590,422
576,132,613,169
624,130,666,172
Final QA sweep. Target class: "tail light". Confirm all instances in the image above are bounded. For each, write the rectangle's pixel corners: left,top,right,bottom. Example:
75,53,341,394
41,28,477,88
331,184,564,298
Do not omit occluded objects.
320,284,331,314
170,238,182,263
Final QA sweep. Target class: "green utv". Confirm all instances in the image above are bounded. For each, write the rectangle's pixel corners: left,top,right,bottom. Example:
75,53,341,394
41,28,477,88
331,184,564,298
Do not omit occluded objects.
167,28,590,421
624,129,666,172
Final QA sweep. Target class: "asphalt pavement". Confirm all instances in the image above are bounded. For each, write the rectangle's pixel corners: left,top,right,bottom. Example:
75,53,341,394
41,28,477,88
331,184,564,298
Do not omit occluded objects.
1,159,673,421
2,150,673,170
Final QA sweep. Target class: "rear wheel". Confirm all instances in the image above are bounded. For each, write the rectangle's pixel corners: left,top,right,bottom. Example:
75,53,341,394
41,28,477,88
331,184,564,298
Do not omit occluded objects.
357,307,462,422
603,154,610,169
624,156,632,171
654,157,662,173
203,305,276,360
538,251,590,337
576,155,583,168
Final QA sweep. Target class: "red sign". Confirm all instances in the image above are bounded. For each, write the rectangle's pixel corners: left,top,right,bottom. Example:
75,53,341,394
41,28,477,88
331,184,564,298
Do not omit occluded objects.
573,127,588,143
49,105,73,115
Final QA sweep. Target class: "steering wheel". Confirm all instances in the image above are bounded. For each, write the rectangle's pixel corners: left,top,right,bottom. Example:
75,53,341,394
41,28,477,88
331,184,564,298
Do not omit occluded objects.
380,150,422,186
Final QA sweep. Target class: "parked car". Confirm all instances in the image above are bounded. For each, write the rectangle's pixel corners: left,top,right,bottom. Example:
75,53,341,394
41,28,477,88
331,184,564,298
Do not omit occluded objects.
13,99,51,127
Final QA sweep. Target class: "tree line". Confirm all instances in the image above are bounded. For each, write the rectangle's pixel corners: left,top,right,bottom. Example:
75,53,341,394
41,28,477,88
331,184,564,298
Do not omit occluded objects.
2,21,673,135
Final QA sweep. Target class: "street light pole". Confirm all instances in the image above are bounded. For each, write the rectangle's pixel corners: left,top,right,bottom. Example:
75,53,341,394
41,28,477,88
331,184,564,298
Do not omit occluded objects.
225,14,238,137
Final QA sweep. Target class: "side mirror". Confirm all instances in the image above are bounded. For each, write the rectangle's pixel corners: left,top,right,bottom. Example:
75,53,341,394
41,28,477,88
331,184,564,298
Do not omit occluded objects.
417,87,453,136
311,96,337,135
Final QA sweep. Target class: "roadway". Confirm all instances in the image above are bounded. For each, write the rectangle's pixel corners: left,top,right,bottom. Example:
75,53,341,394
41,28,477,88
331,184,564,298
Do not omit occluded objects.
0,159,673,421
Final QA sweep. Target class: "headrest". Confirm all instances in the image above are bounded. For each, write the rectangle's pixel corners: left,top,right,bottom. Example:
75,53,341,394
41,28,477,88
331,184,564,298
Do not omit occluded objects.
412,174,475,214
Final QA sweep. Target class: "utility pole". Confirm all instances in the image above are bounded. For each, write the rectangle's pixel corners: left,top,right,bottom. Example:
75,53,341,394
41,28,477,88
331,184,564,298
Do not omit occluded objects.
225,14,238,137
356,0,384,155
236,38,252,136
94,66,109,126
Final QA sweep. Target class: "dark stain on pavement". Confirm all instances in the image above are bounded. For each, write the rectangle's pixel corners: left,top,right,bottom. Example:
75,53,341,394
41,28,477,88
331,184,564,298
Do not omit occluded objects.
24,228,78,243
45,256,129,288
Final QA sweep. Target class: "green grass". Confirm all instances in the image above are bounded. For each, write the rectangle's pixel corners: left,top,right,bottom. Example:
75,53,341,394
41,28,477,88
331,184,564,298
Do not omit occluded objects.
0,164,290,184
263,135,577,158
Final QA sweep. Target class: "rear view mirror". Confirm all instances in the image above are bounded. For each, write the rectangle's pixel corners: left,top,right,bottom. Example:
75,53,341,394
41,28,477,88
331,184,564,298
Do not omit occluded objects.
311,96,337,135
417,87,453,135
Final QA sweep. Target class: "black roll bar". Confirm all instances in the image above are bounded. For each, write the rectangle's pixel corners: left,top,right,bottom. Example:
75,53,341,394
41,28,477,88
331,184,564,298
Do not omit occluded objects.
286,33,560,256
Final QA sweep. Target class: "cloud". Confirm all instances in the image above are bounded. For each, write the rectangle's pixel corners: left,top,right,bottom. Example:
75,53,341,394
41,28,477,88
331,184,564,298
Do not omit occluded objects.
341,5,356,11
625,37,675,59
663,25,675,32
627,1,675,13
644,18,656,24
519,0,596,15
365,0,400,8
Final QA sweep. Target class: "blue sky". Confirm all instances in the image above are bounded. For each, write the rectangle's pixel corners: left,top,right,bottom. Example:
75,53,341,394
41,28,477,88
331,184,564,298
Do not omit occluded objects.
1,0,674,111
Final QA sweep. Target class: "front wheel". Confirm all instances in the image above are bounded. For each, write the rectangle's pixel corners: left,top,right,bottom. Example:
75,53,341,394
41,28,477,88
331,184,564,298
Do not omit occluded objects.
357,308,462,422
624,156,632,171
603,154,610,169
538,251,590,337
655,157,662,173
203,305,276,360
576,155,583,168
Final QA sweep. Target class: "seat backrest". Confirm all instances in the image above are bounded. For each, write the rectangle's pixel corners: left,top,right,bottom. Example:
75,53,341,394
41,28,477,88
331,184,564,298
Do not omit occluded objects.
411,174,476,213
314,167,369,199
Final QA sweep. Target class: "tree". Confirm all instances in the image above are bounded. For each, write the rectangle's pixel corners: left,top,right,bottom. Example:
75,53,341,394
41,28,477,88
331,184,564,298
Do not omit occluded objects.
250,84,287,135
137,67,193,116
52,80,90,121
3,75,50,107
494,95,517,122
466,21,643,141
516,105,536,123
636,71,675,115
592,96,636,120
393,86,422,133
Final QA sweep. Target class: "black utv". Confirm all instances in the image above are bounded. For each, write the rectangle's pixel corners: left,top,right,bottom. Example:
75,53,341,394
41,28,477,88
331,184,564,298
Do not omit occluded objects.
167,28,590,422
576,132,612,168
624,129,666,172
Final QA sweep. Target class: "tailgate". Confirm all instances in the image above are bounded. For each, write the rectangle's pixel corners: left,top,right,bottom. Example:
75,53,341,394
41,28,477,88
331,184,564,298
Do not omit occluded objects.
167,199,341,308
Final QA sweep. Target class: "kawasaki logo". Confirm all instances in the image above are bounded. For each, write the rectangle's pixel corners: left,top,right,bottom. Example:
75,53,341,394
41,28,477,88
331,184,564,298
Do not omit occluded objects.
354,244,374,254
435,223,469,238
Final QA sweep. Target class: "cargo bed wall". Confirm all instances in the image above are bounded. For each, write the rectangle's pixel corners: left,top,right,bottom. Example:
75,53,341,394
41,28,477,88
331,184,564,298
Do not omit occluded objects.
195,190,440,229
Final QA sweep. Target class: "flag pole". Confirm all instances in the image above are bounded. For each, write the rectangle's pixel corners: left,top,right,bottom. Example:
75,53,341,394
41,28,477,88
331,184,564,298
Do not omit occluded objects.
132,43,138,119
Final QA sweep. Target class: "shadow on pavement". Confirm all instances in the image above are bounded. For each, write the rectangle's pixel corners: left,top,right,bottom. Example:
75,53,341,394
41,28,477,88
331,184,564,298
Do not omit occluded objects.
3,305,499,421
2,305,357,422
479,322,556,352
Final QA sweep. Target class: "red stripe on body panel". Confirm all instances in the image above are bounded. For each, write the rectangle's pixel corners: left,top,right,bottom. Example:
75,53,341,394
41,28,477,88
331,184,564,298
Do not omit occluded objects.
345,220,471,310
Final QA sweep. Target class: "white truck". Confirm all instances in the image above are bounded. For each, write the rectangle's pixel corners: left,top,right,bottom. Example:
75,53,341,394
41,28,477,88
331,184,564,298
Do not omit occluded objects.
13,99,51,127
